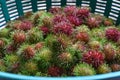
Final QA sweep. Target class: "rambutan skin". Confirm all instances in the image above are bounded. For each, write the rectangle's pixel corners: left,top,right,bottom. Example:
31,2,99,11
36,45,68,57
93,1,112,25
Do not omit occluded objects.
76,32,89,42
97,63,111,74
103,43,116,61
40,26,49,35
67,16,82,26
22,46,35,59
87,17,100,29
48,66,63,77
13,31,26,44
73,63,96,76
64,6,77,16
105,28,119,42
76,7,90,19
49,7,62,14
82,50,104,68
53,22,73,35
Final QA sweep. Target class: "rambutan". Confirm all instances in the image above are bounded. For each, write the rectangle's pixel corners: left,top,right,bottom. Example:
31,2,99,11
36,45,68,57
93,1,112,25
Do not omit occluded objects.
103,43,116,61
27,27,43,44
67,15,82,27
88,40,101,50
21,46,35,60
97,63,111,74
4,54,19,67
0,59,6,71
48,65,64,76
53,21,73,35
76,32,89,42
104,18,114,26
40,26,49,35
42,17,53,28
77,7,90,19
45,34,62,54
49,7,62,14
35,48,52,62
34,42,44,50
75,25,90,33
105,27,119,42
82,50,104,68
6,43,17,53
22,61,38,74
58,52,73,63
73,63,96,76
13,30,26,44
0,28,10,38
110,64,120,72
64,6,77,16
87,17,100,29
7,62,20,73
19,20,33,31
53,14,67,24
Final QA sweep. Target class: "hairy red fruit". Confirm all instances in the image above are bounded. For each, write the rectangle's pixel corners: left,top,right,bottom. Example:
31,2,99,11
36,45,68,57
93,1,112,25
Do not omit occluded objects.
82,50,104,68
105,28,119,42
23,46,35,59
76,32,89,42
48,66,63,76
53,21,73,35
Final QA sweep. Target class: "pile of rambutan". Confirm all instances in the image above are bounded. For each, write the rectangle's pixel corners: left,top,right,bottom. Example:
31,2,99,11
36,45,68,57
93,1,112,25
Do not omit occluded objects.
0,6,120,77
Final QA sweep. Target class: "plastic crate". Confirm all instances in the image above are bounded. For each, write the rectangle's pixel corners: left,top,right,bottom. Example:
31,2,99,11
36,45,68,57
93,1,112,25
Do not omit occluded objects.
0,0,120,80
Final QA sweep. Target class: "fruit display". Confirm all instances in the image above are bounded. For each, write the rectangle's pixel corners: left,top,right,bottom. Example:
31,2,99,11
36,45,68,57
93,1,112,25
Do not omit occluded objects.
0,6,120,77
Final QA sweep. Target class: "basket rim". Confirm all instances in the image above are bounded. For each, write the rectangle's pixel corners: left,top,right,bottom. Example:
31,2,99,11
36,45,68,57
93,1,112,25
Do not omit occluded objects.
0,71,120,80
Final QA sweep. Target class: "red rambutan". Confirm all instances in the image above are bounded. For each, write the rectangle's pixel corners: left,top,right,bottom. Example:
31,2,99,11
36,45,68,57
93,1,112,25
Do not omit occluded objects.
77,7,90,19
22,46,35,59
19,20,33,31
105,28,119,42
48,65,63,76
53,21,73,35
64,6,77,16
67,16,82,27
82,50,104,68
49,7,62,14
13,31,26,44
53,14,68,24
40,26,49,35
35,42,44,50
87,17,100,29
76,32,89,42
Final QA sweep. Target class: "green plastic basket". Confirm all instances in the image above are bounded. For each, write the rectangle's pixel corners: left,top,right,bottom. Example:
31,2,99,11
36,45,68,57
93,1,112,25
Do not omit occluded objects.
0,0,120,80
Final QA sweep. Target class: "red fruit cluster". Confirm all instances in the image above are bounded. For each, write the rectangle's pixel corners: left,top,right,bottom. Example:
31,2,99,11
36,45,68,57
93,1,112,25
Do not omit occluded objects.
19,20,33,31
76,32,89,42
48,66,63,76
77,7,90,19
87,17,100,29
54,22,73,35
23,46,35,59
64,6,77,16
40,26,49,35
53,14,68,24
49,7,62,14
105,28,119,42
67,16,82,26
13,32,26,44
82,50,104,68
